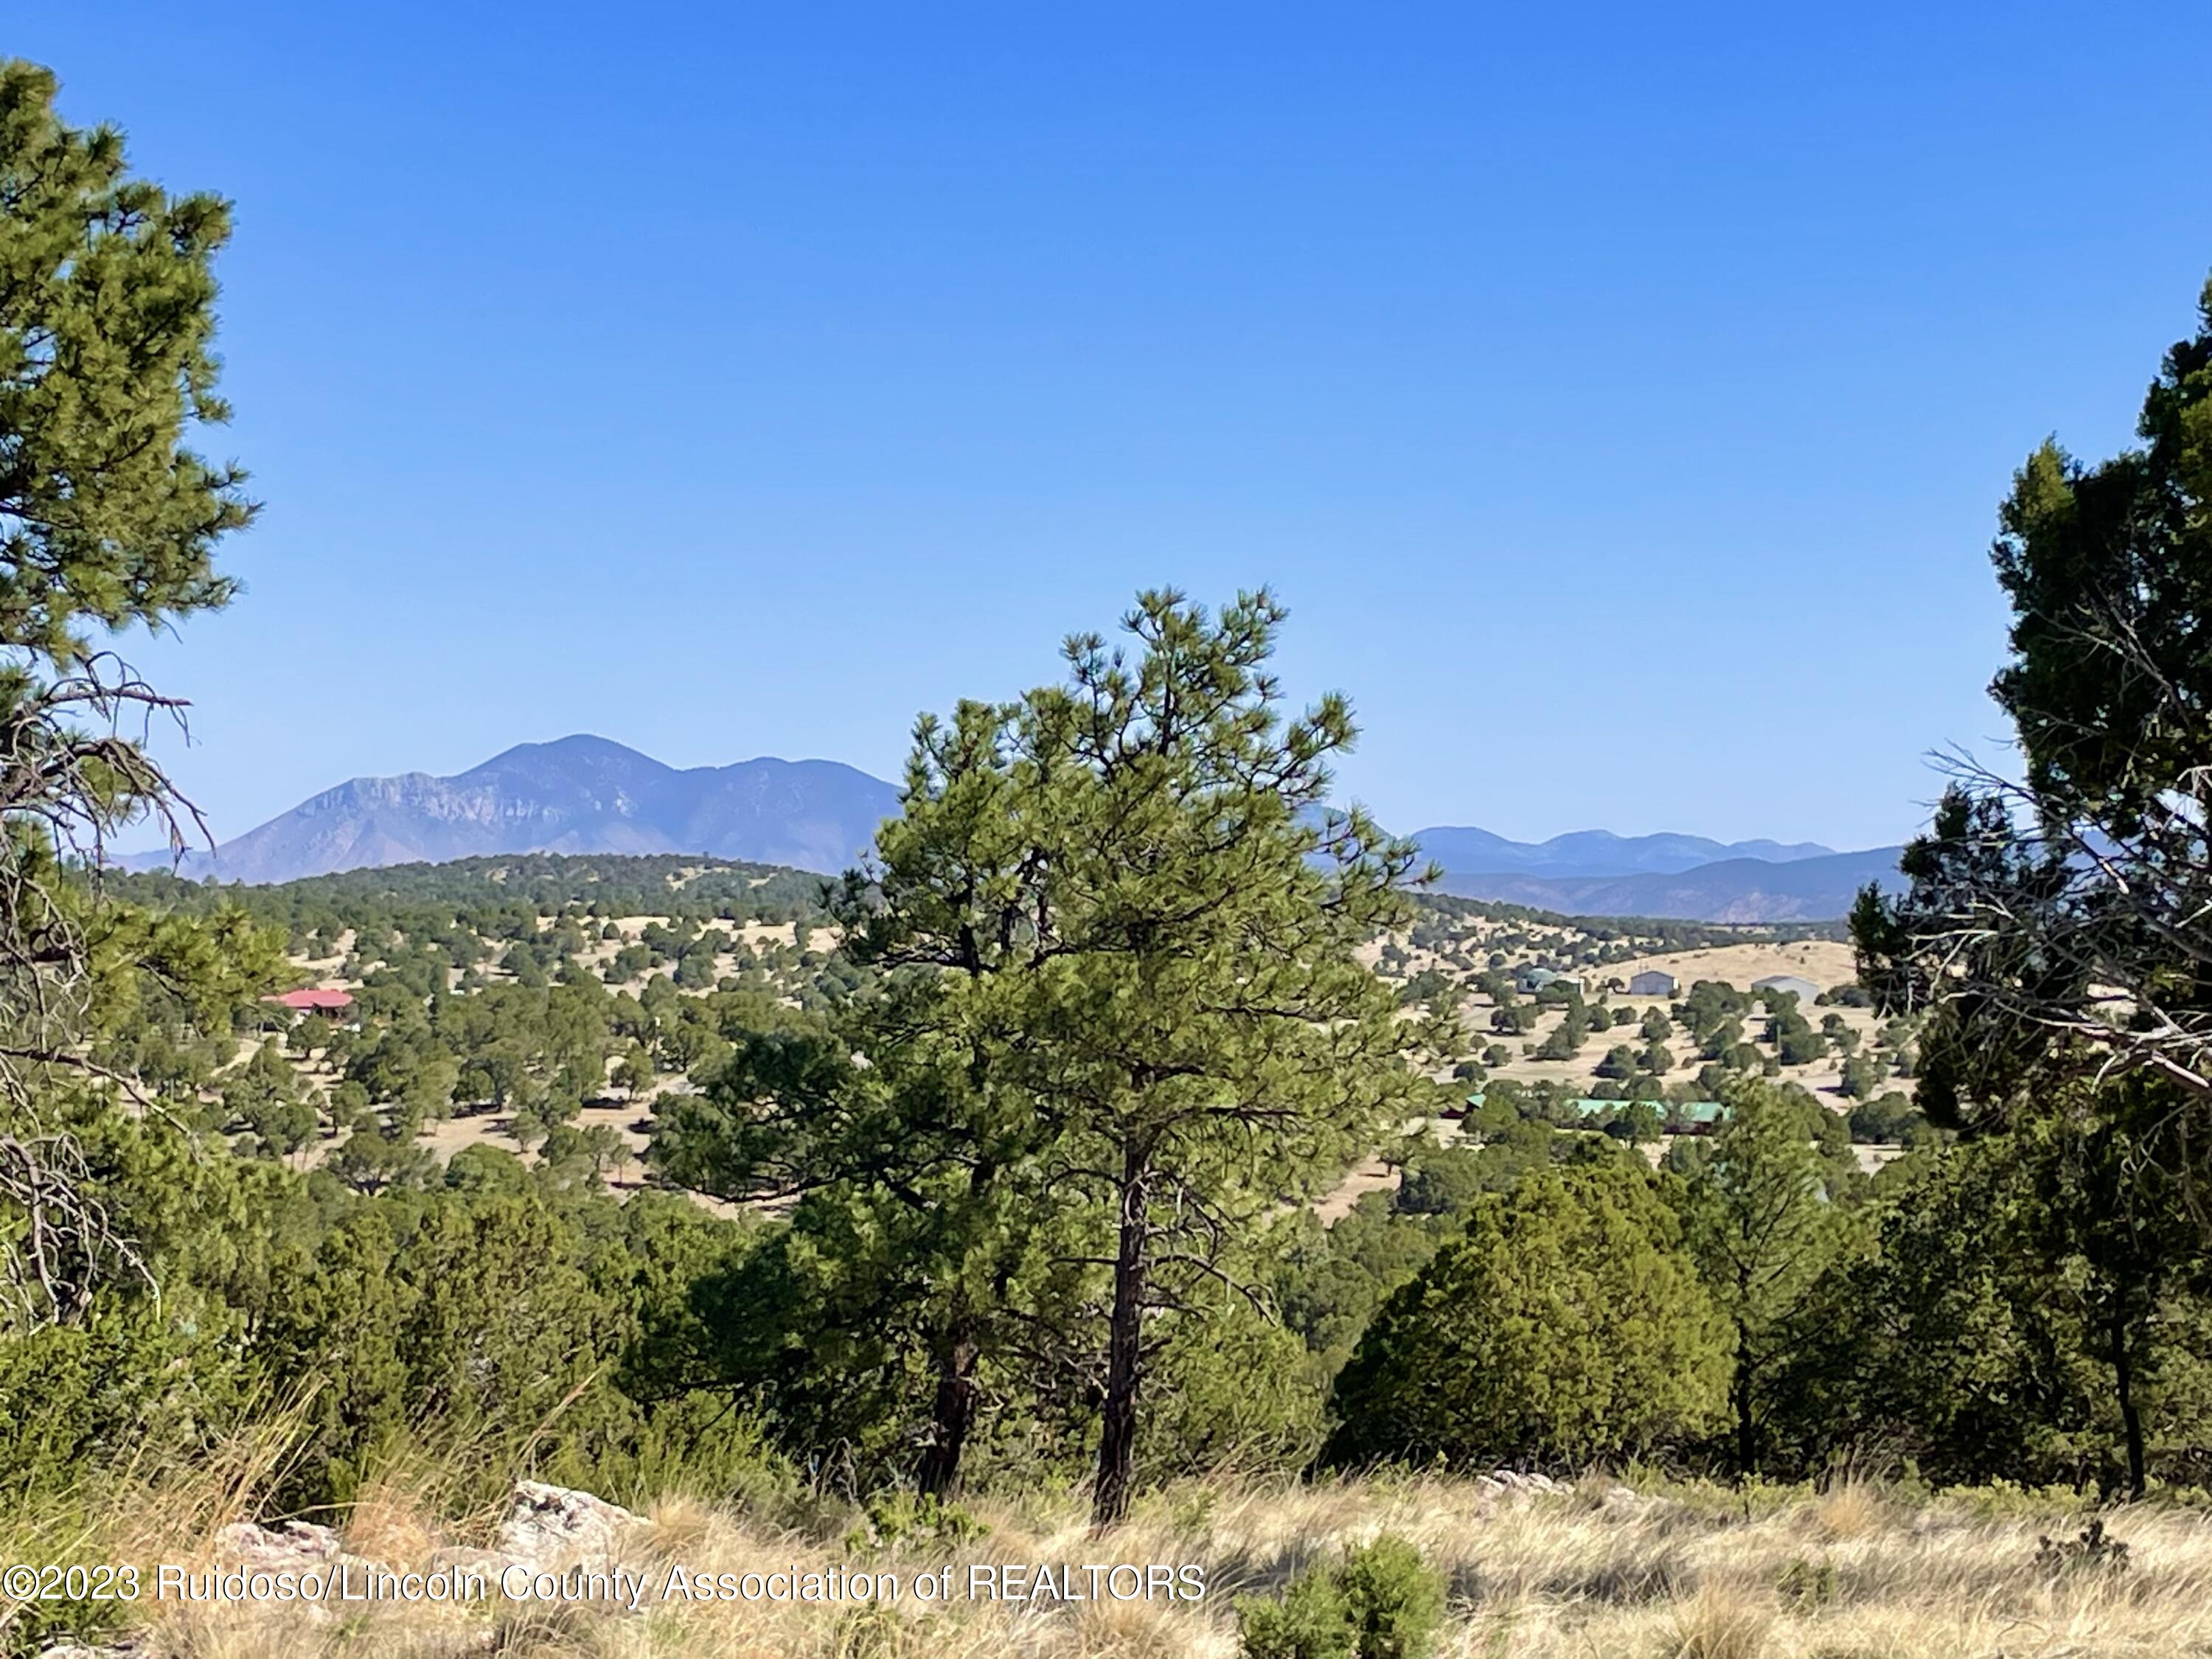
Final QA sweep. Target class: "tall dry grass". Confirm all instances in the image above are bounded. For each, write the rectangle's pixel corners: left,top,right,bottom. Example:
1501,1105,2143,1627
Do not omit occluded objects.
7,1442,2212,1658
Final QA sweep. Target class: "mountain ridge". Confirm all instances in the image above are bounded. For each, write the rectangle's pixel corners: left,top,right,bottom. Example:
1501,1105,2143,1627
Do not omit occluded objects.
1425,847,1905,923
127,736,1905,917
127,735,905,884
1407,824,1838,879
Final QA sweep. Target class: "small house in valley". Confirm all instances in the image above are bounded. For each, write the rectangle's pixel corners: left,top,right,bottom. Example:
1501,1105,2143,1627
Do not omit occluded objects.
1514,965,1585,995
1627,969,1678,997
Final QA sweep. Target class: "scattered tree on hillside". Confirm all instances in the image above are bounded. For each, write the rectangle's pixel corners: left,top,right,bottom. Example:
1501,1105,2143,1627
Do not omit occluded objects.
223,1040,317,1158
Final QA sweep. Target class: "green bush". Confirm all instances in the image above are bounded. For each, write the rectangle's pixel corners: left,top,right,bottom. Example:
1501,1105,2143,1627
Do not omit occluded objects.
843,1490,990,1555
1238,1534,1446,1659
0,1290,246,1503
1239,1568,1356,1659
1326,1165,1729,1469
1338,1535,1447,1658
1144,1304,1326,1478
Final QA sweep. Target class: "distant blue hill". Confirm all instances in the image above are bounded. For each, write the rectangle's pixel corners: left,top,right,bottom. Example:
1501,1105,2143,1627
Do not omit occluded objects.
125,735,903,884
1410,824,1837,879
1423,847,1907,923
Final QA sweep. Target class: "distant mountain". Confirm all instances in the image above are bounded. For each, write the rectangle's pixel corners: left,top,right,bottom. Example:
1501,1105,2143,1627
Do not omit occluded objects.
1428,847,1907,924
129,737,1891,917
1409,825,1837,879
128,736,902,884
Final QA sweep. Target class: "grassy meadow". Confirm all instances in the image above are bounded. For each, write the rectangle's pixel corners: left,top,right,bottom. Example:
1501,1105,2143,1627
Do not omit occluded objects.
10,1447,2206,1658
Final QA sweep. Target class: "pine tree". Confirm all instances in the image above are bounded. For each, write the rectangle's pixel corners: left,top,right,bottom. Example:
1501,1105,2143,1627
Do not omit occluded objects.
836,588,1426,1526
0,61,260,1321
1678,1081,1849,1474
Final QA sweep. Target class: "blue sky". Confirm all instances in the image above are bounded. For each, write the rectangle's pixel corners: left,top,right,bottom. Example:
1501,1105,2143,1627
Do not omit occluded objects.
18,4,2209,853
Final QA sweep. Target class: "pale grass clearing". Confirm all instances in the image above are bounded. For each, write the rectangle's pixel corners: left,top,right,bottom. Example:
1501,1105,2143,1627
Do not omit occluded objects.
1598,940,1860,998
11,1450,2212,1658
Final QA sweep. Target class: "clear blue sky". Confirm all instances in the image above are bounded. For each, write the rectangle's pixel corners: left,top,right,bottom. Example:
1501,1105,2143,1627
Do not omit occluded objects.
18,3,2208,853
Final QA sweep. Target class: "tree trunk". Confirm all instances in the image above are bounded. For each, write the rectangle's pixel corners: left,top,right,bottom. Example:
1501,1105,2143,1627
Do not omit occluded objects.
1733,1368,1758,1478
1091,1140,1151,1531
2112,1306,2147,1500
917,1150,1003,1500
917,1315,980,1499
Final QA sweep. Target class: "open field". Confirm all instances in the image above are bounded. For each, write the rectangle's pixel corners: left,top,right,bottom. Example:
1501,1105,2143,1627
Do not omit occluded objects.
16,1458,2208,1658
1602,940,1858,996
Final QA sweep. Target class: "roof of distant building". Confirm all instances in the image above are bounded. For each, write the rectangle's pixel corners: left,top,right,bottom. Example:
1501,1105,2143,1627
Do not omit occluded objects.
1752,973,1821,998
265,987,354,1011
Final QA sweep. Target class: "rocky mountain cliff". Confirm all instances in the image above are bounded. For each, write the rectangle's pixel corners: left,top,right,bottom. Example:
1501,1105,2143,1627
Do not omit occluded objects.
131,736,903,883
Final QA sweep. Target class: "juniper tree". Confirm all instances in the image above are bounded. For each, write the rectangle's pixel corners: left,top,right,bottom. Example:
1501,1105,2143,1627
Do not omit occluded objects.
1856,274,2212,1126
1847,279,2212,1476
1326,1163,1729,1470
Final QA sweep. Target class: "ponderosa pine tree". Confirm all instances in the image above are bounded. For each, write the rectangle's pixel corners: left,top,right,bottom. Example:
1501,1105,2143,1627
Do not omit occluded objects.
0,59,249,855
650,685,1101,1500
0,61,261,1322
838,589,1426,1526
648,982,1068,1499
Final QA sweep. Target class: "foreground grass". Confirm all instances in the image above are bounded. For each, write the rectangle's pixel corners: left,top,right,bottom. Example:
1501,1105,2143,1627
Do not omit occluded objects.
7,1458,2211,1658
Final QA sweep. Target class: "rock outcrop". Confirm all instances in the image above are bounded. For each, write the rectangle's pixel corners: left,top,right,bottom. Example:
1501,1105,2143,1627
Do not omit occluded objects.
495,1481,650,1569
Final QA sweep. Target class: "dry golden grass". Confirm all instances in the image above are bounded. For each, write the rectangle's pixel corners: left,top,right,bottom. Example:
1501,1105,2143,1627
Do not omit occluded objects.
1809,1478,1890,1543
9,1455,2212,1658
1660,1581,1774,1659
